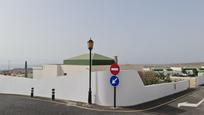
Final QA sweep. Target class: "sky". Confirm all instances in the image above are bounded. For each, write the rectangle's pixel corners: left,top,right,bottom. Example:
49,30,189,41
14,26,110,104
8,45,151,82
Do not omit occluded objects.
0,0,204,68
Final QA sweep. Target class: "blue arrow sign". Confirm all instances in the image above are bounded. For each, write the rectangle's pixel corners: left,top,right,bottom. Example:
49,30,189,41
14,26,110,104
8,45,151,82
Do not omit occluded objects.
110,76,119,87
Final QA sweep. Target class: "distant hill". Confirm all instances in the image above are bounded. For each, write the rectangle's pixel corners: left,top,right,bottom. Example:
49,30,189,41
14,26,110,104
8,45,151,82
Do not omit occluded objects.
0,68,33,77
143,62,204,68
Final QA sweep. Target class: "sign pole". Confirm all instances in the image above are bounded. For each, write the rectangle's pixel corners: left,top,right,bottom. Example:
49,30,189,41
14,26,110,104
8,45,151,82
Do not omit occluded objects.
114,56,118,108
110,75,119,108
110,56,120,109
114,86,116,108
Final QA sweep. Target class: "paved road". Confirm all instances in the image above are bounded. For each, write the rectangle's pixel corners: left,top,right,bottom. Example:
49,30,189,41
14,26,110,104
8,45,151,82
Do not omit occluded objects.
0,94,147,115
149,86,204,115
1,86,204,115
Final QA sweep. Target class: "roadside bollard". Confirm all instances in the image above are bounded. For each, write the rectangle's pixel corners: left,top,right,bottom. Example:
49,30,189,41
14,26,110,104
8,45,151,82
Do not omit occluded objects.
174,83,176,90
31,87,34,97
52,89,55,100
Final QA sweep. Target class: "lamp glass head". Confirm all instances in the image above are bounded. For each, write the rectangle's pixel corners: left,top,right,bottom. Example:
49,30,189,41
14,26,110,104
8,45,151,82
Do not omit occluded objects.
87,39,94,50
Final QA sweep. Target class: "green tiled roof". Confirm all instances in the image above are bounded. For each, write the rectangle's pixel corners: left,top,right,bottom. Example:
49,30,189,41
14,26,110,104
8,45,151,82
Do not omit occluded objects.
63,53,115,65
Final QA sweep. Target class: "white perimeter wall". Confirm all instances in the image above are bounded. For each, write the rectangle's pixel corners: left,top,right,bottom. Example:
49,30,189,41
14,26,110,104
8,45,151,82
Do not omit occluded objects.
196,76,204,86
0,70,189,106
0,71,94,103
95,70,189,106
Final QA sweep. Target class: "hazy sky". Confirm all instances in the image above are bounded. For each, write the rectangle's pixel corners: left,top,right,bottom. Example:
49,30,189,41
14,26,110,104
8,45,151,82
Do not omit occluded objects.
0,0,204,67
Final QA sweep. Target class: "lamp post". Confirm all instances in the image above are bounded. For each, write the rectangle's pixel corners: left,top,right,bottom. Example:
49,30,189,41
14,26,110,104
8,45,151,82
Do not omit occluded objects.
87,38,94,104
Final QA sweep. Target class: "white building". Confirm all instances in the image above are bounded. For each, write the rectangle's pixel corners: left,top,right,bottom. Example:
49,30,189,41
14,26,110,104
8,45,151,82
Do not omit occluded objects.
20,53,189,106
33,53,118,79
171,67,182,71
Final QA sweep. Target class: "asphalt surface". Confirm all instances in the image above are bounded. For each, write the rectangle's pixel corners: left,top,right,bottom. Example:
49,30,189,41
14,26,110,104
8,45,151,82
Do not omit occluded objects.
0,86,204,115
149,86,204,115
0,94,145,115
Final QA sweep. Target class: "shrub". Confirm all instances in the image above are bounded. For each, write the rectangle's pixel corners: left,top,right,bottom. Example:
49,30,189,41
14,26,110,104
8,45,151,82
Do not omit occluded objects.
138,71,159,85
138,71,172,85
164,76,172,82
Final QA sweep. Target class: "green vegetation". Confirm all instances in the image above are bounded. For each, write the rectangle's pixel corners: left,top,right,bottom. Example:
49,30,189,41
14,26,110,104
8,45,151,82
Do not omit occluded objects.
153,69,163,71
155,73,172,83
166,68,173,71
199,68,204,71
138,71,172,85
182,68,198,76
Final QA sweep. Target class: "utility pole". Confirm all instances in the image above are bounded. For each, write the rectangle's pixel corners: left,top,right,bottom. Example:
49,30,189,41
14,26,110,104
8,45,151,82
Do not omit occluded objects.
8,60,10,70
25,61,28,78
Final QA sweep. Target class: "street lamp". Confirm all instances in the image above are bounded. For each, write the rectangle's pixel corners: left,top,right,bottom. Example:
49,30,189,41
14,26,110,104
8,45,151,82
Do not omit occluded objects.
87,38,94,104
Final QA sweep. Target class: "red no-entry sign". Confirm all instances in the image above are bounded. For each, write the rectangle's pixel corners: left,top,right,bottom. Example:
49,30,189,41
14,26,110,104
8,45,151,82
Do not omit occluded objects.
110,63,120,75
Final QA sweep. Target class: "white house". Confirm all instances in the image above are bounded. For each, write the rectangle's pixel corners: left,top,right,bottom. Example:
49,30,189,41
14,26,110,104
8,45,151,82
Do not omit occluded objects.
0,53,193,107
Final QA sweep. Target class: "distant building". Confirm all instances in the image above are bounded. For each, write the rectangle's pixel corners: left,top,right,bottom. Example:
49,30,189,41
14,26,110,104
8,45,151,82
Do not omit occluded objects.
33,53,142,79
171,67,182,72
143,67,151,71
